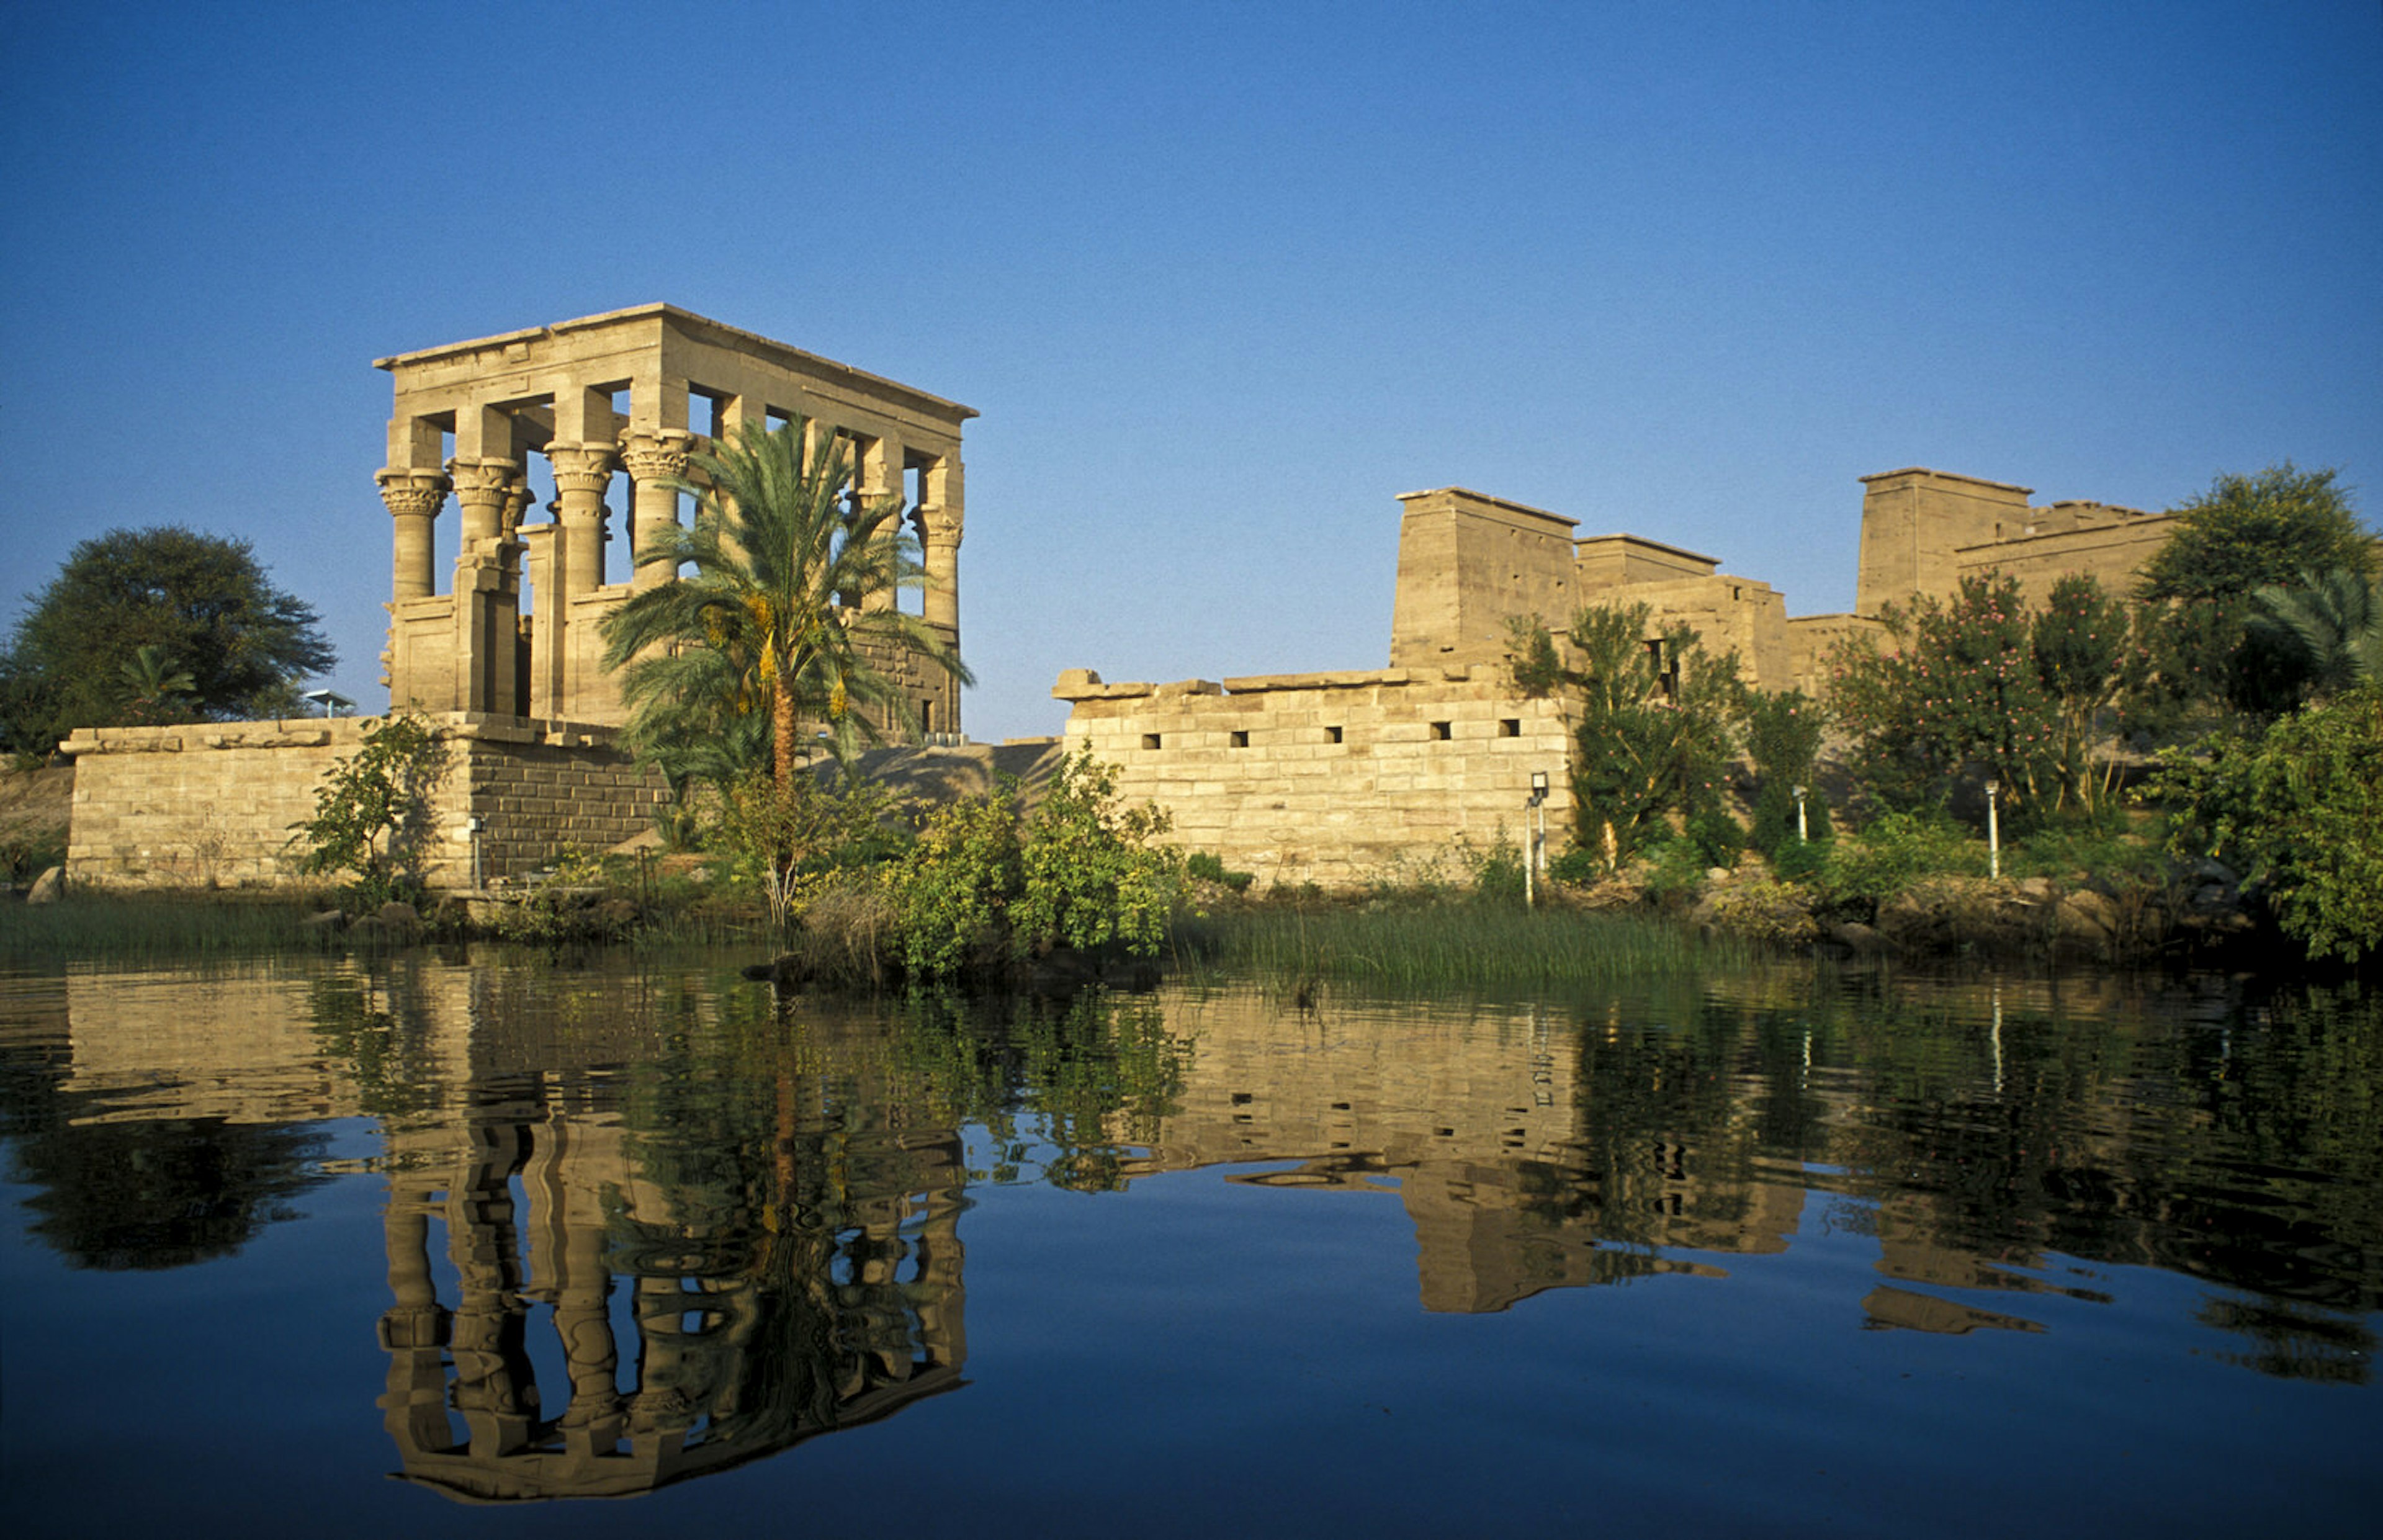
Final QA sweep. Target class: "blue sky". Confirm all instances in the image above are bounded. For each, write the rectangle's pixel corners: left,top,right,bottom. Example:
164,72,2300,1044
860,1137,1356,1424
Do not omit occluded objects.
3,0,2377,742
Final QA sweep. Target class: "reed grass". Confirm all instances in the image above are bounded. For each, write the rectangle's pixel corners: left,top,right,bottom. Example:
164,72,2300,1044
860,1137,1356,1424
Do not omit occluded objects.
1172,902,1749,990
0,893,325,964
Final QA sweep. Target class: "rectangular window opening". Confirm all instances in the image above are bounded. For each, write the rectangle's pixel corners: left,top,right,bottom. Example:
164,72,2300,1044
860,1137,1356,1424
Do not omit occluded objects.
1325,725,1344,744
1499,719,1520,738
1142,733,1162,751
1229,730,1249,748
1430,721,1452,741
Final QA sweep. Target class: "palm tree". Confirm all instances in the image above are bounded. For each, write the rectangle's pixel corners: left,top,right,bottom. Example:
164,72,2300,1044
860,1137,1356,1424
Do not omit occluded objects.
118,643,196,723
2248,565,2383,702
598,416,972,797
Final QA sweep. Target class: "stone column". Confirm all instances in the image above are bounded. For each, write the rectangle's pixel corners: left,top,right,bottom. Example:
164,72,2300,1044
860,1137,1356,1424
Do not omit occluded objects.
377,468,451,601
547,442,619,599
448,456,519,546
617,427,697,593
861,436,904,611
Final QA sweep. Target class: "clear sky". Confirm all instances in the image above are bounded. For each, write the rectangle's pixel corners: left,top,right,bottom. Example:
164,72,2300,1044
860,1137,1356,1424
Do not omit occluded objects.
3,0,2377,743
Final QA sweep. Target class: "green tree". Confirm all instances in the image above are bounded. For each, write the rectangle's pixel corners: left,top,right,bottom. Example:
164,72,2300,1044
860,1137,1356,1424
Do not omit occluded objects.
2028,572,2147,818
0,526,334,756
290,712,452,906
2140,463,2372,602
1828,574,2058,820
1740,687,1831,856
2151,685,2383,964
598,418,973,797
2137,464,2374,719
1510,602,1738,868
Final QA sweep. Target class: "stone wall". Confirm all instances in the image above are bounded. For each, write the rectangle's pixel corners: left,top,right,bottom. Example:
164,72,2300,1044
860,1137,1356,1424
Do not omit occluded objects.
1055,666,1572,890
63,714,666,890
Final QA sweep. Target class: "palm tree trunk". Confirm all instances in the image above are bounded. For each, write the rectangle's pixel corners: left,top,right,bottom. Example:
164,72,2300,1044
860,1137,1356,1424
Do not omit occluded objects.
773,662,798,802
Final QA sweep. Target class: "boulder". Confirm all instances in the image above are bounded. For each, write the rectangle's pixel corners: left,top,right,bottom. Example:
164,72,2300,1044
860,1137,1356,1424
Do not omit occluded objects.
376,900,421,929
25,866,63,904
300,908,348,934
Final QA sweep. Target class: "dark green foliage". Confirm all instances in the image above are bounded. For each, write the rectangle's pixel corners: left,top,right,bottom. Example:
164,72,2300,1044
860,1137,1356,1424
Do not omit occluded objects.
1186,850,1255,893
1829,572,2145,828
881,749,1182,977
1509,602,1737,869
1740,687,1830,856
2151,684,2383,963
2246,566,2383,703
1685,808,1744,869
2139,463,2372,604
1548,848,1605,887
2137,465,2375,720
0,526,334,756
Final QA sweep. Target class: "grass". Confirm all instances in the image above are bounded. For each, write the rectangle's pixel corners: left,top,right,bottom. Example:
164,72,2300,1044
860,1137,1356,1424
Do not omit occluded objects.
1172,901,1751,990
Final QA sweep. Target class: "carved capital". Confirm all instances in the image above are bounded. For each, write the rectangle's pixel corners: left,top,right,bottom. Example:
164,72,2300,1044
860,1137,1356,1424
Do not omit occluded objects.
918,503,965,548
547,440,619,496
501,473,534,537
375,468,451,519
617,426,698,482
446,455,521,508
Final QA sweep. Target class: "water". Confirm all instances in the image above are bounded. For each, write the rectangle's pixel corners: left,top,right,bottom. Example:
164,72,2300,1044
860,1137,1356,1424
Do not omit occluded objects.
1,951,2377,1535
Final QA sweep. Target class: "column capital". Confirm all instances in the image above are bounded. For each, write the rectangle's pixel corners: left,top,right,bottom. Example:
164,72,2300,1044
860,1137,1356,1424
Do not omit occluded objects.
616,426,697,482
375,468,451,519
547,441,619,495
918,503,965,547
445,455,521,501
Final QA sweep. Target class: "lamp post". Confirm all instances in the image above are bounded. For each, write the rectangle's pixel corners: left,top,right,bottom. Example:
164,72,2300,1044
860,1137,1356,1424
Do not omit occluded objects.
1527,770,1550,908
1792,784,1808,843
1985,778,2001,880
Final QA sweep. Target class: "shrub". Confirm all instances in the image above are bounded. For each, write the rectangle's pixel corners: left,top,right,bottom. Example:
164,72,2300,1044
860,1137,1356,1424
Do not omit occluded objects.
1685,808,1744,869
1186,850,1255,893
1013,748,1183,958
1548,848,1604,887
291,712,450,907
1823,810,1984,911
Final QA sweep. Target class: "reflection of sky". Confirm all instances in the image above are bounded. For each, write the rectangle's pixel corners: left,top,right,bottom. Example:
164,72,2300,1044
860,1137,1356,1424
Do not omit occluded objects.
2,4,2378,741
2,957,2380,1532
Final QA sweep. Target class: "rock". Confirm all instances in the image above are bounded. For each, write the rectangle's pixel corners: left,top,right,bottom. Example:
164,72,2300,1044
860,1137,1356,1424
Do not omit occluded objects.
25,866,63,904
377,901,421,928
2016,877,2055,902
1705,866,1733,884
300,908,348,933
2057,889,2119,942
346,916,388,945
1827,920,1895,955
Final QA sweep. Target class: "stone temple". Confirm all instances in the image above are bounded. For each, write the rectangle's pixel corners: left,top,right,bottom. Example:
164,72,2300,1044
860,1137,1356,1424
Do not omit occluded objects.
375,303,973,736
65,308,974,889
61,302,2184,893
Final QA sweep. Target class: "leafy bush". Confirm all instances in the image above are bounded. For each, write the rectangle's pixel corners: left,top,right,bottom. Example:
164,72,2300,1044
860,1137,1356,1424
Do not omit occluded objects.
1013,748,1182,957
291,713,450,907
1186,850,1255,893
882,788,1022,977
1548,848,1605,887
2150,685,2383,962
1822,810,1984,911
1685,808,1744,869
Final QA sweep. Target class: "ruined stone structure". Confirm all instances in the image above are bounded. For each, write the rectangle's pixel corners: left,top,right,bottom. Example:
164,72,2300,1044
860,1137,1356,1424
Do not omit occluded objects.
62,715,668,888
377,304,973,735
63,307,972,890
1059,467,2168,889
1057,665,1573,891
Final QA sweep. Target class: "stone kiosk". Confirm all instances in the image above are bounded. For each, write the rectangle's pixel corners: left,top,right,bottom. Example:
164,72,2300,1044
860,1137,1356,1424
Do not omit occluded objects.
65,307,975,889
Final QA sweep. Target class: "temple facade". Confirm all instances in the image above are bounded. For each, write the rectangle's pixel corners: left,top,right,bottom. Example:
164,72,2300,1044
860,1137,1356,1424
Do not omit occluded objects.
375,304,974,736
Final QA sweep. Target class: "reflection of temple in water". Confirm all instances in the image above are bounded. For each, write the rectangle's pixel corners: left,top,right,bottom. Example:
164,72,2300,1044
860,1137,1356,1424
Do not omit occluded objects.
374,1092,967,1501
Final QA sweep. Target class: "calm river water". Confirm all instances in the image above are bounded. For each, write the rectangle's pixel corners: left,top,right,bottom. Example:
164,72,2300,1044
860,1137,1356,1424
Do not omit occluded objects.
2,949,2377,1535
